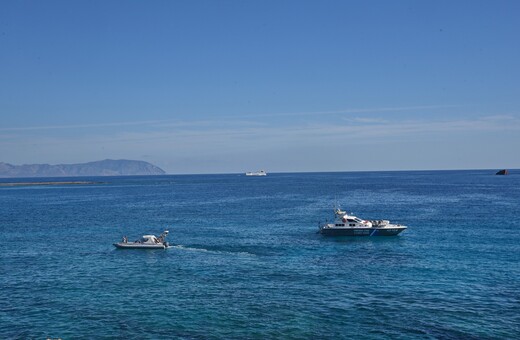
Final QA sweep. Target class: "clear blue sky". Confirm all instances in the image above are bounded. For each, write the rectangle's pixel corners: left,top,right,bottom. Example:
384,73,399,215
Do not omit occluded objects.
1,0,519,173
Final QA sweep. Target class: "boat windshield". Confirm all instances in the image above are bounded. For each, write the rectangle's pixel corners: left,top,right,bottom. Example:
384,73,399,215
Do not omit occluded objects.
354,218,363,223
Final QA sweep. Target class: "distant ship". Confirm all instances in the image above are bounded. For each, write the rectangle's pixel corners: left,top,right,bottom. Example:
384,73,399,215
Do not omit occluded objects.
319,208,407,236
496,169,508,175
245,170,267,176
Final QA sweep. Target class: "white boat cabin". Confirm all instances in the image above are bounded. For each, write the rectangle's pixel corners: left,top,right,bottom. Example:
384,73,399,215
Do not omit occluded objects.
332,209,373,228
139,235,162,244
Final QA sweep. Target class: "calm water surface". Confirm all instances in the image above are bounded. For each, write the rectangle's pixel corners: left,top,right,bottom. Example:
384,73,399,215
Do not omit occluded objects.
1,170,519,339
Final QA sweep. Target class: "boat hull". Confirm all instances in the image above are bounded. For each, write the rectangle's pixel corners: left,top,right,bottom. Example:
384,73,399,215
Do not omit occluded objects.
113,242,168,249
320,226,406,236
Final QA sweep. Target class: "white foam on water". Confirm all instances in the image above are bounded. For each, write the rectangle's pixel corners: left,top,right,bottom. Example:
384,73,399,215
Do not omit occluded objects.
172,244,255,257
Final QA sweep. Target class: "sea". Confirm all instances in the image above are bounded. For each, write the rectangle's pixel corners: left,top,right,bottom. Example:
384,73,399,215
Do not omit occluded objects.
0,170,519,339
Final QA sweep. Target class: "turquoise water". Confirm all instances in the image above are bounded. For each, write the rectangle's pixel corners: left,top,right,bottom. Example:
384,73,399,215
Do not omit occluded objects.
1,170,519,339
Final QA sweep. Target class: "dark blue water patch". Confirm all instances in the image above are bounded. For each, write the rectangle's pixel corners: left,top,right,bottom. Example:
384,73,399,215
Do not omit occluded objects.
1,170,519,338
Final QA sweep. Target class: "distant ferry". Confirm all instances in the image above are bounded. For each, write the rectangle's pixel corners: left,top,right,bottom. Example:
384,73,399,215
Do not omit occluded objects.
319,208,407,236
245,170,267,176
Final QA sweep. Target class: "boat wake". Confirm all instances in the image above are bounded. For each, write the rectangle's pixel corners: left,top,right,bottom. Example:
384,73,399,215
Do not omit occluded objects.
172,245,255,257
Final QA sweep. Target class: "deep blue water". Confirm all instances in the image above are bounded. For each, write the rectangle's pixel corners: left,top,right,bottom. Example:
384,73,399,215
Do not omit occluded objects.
1,170,519,339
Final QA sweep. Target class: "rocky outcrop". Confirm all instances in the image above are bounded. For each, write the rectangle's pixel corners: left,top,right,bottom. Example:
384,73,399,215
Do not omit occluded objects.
0,159,166,178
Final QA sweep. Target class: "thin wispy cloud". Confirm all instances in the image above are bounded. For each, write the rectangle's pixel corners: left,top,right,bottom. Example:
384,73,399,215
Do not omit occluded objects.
246,104,463,118
2,114,518,171
3,114,519,147
0,104,461,132
0,119,169,132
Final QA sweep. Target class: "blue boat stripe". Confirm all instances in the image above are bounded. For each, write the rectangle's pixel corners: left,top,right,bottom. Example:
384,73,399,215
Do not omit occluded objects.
370,229,377,236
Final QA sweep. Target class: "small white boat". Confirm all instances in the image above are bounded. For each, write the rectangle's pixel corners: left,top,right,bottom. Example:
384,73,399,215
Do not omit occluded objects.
319,208,407,236
114,230,170,249
246,170,267,176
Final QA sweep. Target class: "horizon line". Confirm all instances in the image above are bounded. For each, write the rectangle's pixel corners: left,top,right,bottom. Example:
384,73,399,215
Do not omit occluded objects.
0,167,515,180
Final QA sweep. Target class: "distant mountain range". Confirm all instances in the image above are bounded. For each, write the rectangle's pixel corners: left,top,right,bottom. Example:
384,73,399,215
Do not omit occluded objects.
0,159,166,178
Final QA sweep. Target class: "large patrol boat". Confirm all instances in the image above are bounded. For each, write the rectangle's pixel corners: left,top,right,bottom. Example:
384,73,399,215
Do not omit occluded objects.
319,208,407,236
